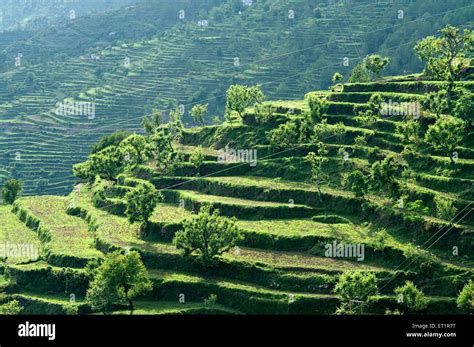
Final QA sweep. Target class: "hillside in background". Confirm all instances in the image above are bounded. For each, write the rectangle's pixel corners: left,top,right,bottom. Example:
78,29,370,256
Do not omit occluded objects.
0,0,473,195
0,0,137,33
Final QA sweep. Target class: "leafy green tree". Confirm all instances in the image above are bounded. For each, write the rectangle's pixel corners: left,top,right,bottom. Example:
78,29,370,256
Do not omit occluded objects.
370,156,403,198
125,182,162,233
424,90,449,118
363,54,390,79
396,120,421,144
453,90,474,126
189,146,205,176
348,62,371,83
89,146,124,180
307,94,328,123
149,127,180,171
394,281,429,313
332,72,343,87
342,170,369,199
225,84,265,121
0,300,22,314
254,104,276,124
424,117,465,163
268,119,300,149
118,134,150,169
86,251,152,315
305,142,328,197
174,205,242,267
91,131,131,154
434,196,457,221
190,104,208,126
456,280,474,312
142,109,163,134
334,271,378,315
1,179,23,204
415,25,473,83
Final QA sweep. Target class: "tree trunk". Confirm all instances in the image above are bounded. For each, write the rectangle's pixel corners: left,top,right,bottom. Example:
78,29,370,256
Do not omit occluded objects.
126,295,134,315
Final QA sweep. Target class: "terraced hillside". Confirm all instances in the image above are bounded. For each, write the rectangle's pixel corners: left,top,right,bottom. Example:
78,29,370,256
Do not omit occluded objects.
0,75,472,315
1,0,473,195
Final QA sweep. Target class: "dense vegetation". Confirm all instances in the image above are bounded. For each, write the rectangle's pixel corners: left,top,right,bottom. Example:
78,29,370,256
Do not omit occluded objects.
0,1,473,316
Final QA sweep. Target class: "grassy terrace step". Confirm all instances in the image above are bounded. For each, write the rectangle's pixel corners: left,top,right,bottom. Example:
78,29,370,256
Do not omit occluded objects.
342,81,474,94
7,261,89,296
162,189,316,220
148,270,339,315
0,205,42,264
110,300,241,315
9,292,89,315
70,186,411,294
149,176,472,254
13,196,102,267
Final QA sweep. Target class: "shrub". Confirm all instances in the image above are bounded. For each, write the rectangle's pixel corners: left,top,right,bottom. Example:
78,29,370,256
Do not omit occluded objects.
307,94,328,123
342,170,369,199
0,300,22,314
1,179,23,204
394,281,429,313
189,146,205,176
456,280,474,311
434,196,457,221
334,271,378,314
424,116,465,162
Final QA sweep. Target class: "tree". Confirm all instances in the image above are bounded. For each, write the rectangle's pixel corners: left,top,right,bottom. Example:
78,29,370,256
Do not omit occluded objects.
434,196,457,221
118,134,150,169
370,156,403,198
456,280,474,312
307,94,328,123
189,146,205,176
91,131,131,154
394,281,429,313
424,90,449,118
254,104,276,124
88,146,124,180
332,72,343,86
86,251,152,315
453,90,474,126
142,109,163,134
268,119,300,149
424,117,465,163
149,127,180,171
125,182,162,233
190,104,208,126
174,205,242,267
396,120,421,144
0,300,22,314
415,25,473,83
342,170,369,199
363,54,390,79
305,142,328,197
225,84,265,121
1,179,23,204
334,271,378,314
348,62,371,83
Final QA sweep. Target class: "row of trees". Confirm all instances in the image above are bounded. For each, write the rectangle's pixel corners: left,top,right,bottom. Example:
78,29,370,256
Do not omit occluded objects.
334,271,474,315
